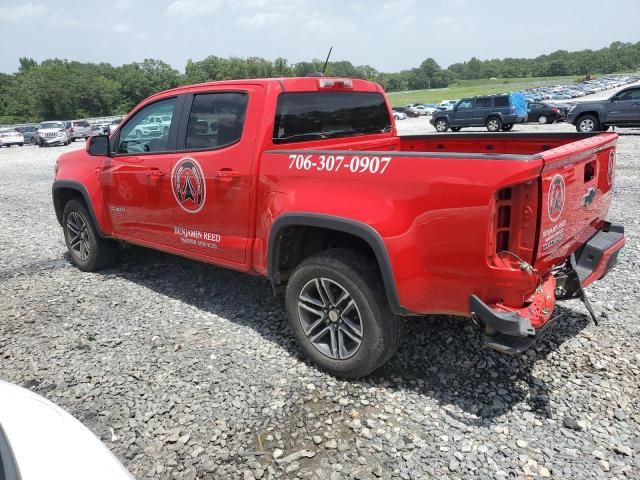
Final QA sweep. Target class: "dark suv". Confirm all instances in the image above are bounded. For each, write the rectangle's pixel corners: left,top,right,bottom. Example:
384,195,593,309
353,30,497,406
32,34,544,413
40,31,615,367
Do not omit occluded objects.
567,85,640,132
430,93,528,132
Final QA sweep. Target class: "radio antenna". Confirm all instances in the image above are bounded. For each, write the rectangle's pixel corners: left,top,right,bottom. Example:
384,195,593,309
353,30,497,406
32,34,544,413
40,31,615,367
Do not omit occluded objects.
321,46,333,75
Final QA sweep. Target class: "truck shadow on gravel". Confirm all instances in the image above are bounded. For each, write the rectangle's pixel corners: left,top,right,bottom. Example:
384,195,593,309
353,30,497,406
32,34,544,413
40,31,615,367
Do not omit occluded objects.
102,245,590,422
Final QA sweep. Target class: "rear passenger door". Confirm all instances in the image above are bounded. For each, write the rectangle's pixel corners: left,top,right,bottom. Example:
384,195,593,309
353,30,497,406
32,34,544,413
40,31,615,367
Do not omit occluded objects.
472,97,492,125
169,86,265,266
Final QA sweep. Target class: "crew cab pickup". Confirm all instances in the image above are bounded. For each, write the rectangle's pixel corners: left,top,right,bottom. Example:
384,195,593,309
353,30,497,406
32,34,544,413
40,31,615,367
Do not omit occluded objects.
52,76,625,378
568,84,640,132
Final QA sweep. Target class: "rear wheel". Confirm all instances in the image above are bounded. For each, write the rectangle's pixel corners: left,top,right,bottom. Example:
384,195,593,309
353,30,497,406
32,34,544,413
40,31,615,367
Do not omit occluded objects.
434,118,449,132
576,114,600,133
18,143,24,146
486,117,502,132
501,124,514,131
62,199,118,271
394,114,400,120
285,249,403,379
537,115,548,124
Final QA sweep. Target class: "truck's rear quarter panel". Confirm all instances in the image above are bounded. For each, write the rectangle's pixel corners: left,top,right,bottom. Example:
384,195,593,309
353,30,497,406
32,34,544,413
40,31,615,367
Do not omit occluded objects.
259,132,619,317
259,139,545,315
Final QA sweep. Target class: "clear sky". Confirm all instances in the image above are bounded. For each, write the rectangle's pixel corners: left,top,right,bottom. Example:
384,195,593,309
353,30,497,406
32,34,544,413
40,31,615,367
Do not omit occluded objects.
0,0,638,74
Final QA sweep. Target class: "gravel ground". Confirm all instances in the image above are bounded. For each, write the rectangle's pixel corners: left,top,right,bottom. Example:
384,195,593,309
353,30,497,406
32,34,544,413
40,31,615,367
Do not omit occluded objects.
0,123,638,480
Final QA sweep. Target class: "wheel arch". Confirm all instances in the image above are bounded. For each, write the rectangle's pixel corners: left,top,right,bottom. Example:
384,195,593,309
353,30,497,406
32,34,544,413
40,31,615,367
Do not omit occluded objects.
52,181,109,237
267,213,405,315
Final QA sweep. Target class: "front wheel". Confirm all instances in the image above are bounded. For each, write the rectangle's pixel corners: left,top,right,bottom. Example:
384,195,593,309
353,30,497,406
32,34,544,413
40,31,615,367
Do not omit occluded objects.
537,115,548,124
486,117,502,132
576,114,600,133
62,199,118,271
285,249,403,379
434,118,449,132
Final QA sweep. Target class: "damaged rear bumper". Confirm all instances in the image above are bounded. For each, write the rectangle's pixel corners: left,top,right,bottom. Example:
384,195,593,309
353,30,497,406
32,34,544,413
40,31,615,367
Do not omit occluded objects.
470,222,625,354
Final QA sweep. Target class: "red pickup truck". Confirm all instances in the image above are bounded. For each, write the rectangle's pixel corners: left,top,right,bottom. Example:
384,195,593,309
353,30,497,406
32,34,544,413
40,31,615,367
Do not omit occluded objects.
52,76,625,378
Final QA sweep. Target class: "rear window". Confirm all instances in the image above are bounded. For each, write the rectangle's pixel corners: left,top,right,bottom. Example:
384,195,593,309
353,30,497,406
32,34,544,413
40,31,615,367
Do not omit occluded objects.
273,92,391,144
494,96,509,107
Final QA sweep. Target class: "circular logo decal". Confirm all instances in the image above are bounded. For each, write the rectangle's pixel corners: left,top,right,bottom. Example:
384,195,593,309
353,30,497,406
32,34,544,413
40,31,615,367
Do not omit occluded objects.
171,157,206,213
548,174,565,222
608,149,615,186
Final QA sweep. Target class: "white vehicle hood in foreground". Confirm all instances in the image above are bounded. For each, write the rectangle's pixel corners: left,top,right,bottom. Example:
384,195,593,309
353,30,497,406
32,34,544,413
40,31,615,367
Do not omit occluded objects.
0,380,133,480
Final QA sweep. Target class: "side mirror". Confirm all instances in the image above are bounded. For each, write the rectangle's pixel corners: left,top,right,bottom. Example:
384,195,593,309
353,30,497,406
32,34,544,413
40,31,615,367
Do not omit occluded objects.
87,135,110,156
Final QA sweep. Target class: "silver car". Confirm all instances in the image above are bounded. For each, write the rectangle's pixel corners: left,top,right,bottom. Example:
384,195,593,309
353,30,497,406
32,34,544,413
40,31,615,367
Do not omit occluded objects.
65,120,92,142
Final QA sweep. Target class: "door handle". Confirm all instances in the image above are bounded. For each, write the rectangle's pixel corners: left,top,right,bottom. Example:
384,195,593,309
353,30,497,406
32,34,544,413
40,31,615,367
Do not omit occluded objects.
215,169,241,181
145,168,166,178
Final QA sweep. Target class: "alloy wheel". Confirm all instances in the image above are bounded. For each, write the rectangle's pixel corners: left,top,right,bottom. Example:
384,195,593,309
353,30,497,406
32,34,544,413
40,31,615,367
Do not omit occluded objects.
487,119,499,131
66,211,90,261
579,118,595,132
297,277,363,360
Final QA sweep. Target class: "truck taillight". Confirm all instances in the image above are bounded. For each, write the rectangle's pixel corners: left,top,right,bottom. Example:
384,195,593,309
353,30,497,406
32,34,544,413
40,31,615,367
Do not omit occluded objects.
318,78,353,89
490,180,539,266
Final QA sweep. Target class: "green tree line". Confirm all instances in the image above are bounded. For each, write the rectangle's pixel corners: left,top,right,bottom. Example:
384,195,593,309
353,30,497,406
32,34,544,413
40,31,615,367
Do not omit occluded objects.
1,41,639,124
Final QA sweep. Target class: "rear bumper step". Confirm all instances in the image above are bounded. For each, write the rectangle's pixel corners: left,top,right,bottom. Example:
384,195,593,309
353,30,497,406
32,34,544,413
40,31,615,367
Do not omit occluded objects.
470,221,625,355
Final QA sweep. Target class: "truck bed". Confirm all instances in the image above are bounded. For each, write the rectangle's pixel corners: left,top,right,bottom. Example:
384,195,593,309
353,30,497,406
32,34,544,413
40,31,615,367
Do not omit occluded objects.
398,132,608,157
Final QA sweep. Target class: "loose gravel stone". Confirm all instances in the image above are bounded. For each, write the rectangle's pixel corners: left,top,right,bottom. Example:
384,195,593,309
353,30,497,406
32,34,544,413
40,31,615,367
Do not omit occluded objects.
0,118,639,480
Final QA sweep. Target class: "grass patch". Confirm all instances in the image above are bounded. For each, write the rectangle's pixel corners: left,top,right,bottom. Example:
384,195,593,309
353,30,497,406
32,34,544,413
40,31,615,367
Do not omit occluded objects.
386,75,582,106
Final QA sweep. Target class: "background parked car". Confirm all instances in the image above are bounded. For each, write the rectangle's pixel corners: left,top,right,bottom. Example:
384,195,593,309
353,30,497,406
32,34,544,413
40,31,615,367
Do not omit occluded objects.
36,121,69,147
392,109,407,120
14,124,38,144
527,102,565,124
437,100,458,111
567,84,640,132
65,120,92,142
108,118,122,134
0,128,24,147
393,106,420,118
430,93,528,132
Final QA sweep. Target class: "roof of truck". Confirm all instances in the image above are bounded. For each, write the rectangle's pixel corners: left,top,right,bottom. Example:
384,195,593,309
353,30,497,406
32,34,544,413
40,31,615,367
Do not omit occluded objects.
144,77,382,103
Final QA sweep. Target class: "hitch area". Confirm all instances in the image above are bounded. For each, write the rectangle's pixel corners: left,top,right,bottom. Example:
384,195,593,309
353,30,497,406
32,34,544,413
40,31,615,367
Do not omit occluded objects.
470,275,558,355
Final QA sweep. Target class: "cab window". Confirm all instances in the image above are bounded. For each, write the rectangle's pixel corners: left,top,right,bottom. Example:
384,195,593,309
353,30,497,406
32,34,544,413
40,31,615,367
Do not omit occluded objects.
184,92,248,150
118,97,176,154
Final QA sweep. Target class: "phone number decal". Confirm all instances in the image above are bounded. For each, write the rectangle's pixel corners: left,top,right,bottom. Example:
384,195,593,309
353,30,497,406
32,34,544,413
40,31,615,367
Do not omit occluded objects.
288,154,392,175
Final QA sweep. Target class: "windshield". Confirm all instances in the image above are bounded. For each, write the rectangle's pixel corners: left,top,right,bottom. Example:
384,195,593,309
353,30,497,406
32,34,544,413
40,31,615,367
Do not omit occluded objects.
40,122,63,129
273,92,391,144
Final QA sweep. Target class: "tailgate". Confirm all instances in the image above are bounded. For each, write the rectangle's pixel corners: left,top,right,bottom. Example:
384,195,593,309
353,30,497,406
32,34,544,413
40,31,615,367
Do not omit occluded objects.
535,133,618,271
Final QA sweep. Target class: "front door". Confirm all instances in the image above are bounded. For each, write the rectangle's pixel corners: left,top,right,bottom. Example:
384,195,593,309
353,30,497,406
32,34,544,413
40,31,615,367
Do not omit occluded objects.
608,87,640,124
450,98,474,126
165,86,264,266
102,96,182,246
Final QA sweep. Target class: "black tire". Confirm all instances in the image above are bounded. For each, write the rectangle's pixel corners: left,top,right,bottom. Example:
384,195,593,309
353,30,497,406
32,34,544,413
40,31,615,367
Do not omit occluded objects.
486,116,502,132
576,114,600,133
434,118,449,132
537,115,548,124
18,143,24,146
394,114,400,120
285,248,403,379
450,127,462,132
62,198,118,271
501,124,514,131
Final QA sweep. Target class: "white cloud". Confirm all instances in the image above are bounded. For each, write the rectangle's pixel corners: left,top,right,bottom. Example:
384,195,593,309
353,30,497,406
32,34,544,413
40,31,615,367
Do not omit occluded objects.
166,0,222,19
113,24,129,34
0,2,43,22
236,12,284,28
